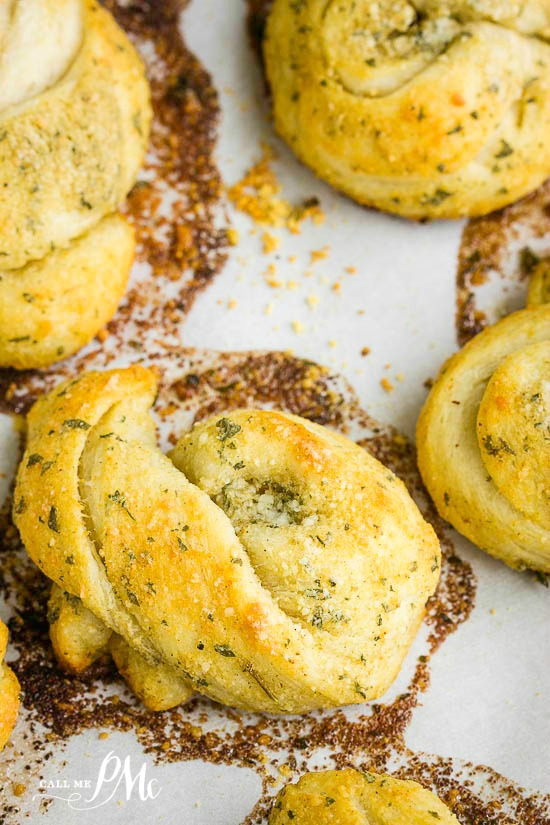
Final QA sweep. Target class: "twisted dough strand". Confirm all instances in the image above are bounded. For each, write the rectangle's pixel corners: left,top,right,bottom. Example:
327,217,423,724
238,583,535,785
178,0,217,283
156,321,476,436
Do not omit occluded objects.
14,367,440,714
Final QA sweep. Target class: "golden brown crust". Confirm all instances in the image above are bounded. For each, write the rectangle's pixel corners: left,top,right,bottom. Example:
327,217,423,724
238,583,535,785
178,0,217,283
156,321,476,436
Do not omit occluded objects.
417,305,550,571
268,769,459,824
14,367,440,714
0,619,20,752
0,214,134,370
264,0,550,219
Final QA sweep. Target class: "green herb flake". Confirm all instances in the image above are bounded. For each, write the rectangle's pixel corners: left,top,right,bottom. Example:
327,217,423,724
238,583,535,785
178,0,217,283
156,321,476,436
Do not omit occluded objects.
354,681,367,699
214,644,236,658
48,506,60,533
362,771,377,784
482,435,515,456
216,417,242,443
495,140,514,158
107,490,135,521
47,603,60,624
422,188,453,206
63,418,91,431
311,607,324,629
126,589,140,606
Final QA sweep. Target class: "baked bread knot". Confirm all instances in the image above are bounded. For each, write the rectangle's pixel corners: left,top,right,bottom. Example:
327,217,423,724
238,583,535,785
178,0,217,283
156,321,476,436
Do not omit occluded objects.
264,0,550,219
0,0,151,369
268,769,459,824
14,366,440,714
0,619,20,751
417,305,550,572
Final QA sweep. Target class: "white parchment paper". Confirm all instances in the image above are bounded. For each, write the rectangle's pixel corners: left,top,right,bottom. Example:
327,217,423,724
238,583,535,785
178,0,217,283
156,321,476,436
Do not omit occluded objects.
0,1,549,822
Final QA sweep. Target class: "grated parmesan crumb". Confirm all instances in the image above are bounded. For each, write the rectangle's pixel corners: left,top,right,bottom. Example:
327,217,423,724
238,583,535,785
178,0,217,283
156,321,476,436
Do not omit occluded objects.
226,228,239,246
262,231,280,254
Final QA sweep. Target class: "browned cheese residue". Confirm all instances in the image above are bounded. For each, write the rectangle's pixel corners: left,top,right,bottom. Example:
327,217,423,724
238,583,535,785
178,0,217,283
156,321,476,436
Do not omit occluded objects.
105,0,228,323
246,0,272,64
456,180,550,346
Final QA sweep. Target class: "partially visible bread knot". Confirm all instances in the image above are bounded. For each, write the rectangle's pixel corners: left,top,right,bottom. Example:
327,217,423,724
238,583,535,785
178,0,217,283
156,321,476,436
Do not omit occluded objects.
268,769,460,824
418,304,550,571
14,366,440,714
264,0,550,218
0,0,151,369
0,619,20,751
